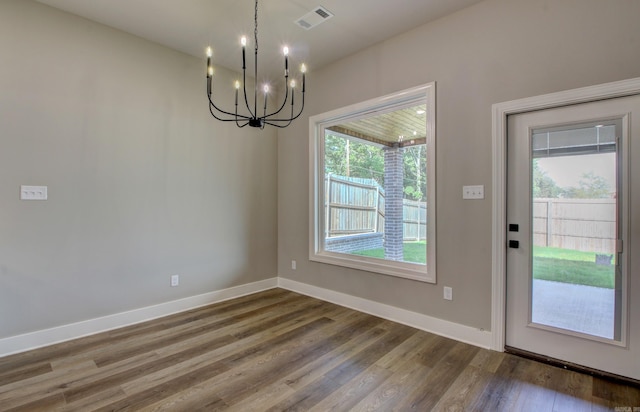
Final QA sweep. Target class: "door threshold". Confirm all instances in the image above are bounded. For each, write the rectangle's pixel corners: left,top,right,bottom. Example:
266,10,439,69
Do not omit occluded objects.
505,346,640,388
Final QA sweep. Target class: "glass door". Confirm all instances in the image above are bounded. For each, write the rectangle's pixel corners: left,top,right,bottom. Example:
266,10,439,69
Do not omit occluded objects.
505,95,639,380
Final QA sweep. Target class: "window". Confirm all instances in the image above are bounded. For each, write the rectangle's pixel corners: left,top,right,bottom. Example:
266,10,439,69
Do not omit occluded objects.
309,83,436,282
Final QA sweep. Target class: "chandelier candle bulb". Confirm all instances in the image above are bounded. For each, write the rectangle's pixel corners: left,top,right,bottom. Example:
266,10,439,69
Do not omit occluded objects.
302,65,306,92
241,36,246,69
263,84,269,115
206,47,212,77
283,46,289,76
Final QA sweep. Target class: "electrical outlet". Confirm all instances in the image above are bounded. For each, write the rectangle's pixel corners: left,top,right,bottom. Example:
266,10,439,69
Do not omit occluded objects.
462,185,484,200
444,286,453,301
170,274,179,287
291,260,297,270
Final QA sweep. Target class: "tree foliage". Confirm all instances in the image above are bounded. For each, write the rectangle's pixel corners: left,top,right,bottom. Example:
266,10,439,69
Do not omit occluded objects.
324,134,385,182
403,145,426,201
532,159,613,199
562,171,612,199
532,159,563,198
324,134,427,201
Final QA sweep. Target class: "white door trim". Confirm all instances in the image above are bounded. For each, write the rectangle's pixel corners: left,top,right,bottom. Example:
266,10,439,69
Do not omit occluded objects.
491,77,640,351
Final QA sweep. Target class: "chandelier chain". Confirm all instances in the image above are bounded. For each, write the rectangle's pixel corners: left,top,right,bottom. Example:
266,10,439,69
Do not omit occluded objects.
254,0,259,53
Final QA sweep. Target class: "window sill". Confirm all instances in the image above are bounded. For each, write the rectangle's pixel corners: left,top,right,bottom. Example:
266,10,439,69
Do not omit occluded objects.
310,250,435,283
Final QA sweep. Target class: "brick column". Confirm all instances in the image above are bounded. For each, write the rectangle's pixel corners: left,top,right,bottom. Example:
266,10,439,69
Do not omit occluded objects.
383,146,404,261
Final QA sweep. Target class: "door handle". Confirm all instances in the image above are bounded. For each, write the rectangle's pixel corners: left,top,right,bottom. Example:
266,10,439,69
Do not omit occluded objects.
509,240,520,249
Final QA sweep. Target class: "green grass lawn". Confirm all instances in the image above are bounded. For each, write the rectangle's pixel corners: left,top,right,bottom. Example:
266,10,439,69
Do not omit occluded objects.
351,241,426,264
533,246,615,289
352,244,614,288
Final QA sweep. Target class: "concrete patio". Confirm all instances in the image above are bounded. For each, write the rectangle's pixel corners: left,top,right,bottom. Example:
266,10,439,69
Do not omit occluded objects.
531,279,615,339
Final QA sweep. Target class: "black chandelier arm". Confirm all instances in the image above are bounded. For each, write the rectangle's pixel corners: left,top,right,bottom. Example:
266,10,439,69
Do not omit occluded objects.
242,64,256,119
234,102,248,128
208,101,250,128
207,62,257,122
262,93,305,125
264,121,292,128
207,83,265,129
264,115,293,128
207,88,252,121
208,103,236,122
207,88,261,129
208,98,250,122
209,102,247,123
208,79,246,120
263,80,291,119
264,96,294,128
264,99,297,128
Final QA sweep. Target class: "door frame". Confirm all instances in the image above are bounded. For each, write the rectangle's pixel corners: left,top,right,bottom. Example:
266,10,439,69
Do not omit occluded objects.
490,77,640,351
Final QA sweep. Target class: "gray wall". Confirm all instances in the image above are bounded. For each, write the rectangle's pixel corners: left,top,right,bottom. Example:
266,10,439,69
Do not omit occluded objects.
0,0,277,339
2,0,639,342
277,0,640,331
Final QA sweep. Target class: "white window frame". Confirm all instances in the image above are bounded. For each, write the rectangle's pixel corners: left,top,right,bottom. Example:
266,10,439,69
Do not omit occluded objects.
309,83,436,282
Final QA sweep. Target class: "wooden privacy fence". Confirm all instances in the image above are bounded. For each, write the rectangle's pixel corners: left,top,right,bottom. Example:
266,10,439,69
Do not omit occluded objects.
533,198,616,254
325,174,426,241
403,199,427,241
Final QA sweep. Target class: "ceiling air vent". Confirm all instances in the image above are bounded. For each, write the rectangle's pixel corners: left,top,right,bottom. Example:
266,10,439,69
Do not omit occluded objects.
295,6,334,30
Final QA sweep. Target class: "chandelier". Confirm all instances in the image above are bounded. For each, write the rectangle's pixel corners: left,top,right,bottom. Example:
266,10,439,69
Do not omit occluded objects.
205,0,306,129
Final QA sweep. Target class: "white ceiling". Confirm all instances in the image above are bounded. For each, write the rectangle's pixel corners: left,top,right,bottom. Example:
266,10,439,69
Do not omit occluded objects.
35,0,484,81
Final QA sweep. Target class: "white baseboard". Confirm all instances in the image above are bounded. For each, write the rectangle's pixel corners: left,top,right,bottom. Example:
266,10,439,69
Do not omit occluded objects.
0,278,278,358
278,277,492,349
1,276,491,358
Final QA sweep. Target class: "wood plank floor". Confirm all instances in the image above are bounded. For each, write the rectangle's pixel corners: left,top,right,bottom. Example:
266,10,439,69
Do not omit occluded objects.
1,288,638,411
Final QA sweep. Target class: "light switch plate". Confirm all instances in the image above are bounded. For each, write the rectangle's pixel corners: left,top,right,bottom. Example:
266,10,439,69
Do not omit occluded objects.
21,185,48,200
462,185,484,200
